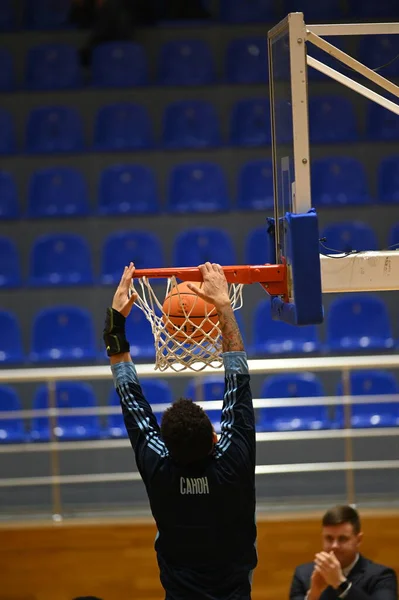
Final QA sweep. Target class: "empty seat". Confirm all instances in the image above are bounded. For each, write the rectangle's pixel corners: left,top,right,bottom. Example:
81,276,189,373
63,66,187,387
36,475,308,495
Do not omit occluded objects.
92,42,148,87
273,99,293,143
230,99,271,147
327,294,394,351
0,311,24,364
173,228,236,267
284,0,343,19
108,380,172,437
312,158,371,207
359,35,399,77
0,0,15,31
0,386,25,443
0,47,14,91
168,162,229,213
258,373,329,432
25,43,81,90
336,370,399,428
0,108,16,154
251,299,320,355
378,156,399,204
31,382,101,442
26,106,84,153
0,171,19,218
158,40,214,85
126,307,155,360
101,231,164,284
388,223,399,249
162,100,220,149
348,0,398,17
309,96,358,143
220,0,274,22
29,234,93,287
0,237,21,288
186,376,224,401
320,222,378,254
94,103,153,151
28,167,89,217
30,306,97,362
98,164,159,216
245,228,273,265
238,160,274,211
226,37,268,84
25,0,71,29
367,102,399,141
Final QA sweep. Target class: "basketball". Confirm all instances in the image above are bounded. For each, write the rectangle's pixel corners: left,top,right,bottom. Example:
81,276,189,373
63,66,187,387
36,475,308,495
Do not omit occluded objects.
162,281,219,343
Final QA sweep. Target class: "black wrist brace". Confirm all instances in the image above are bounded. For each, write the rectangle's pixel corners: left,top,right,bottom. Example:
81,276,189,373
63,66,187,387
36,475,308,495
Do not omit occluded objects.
103,308,130,357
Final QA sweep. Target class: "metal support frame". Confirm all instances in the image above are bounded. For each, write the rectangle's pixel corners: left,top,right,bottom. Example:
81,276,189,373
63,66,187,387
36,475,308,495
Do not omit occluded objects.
307,22,399,36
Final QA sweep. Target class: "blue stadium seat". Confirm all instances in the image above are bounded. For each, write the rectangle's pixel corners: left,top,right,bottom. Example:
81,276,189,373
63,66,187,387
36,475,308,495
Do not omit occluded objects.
0,311,24,364
367,102,399,141
349,0,398,20
0,0,15,31
336,370,399,428
0,47,14,90
31,383,101,442
30,306,97,362
312,158,371,207
26,106,84,153
237,160,274,211
173,228,236,267
274,99,293,144
0,237,21,288
320,221,378,254
359,35,399,78
378,156,399,204
25,43,80,90
162,100,220,149
28,167,89,217
168,162,229,213
220,0,274,22
307,36,347,81
226,37,268,84
126,307,155,360
186,376,224,401
309,96,358,143
29,234,93,287
0,171,19,218
25,0,71,30
388,223,399,249
257,373,329,432
101,231,164,284
230,99,271,147
98,164,159,216
327,295,394,351
0,386,26,443
245,228,273,265
108,380,172,437
284,0,343,19
92,42,148,87
251,299,321,355
158,40,214,85
94,103,153,151
0,108,16,154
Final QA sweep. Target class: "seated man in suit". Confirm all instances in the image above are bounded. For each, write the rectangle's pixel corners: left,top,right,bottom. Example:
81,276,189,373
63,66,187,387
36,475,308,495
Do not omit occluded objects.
290,505,397,600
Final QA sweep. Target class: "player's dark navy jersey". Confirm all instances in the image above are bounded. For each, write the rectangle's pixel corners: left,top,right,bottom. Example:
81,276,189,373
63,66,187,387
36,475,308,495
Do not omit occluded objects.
112,352,257,600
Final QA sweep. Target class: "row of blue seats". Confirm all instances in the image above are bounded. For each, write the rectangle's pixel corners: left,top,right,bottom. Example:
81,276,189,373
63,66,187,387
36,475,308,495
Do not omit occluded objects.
1,156,399,221
0,294,397,365
1,222,399,289
0,0,397,32
1,97,399,155
1,35,398,90
1,370,399,443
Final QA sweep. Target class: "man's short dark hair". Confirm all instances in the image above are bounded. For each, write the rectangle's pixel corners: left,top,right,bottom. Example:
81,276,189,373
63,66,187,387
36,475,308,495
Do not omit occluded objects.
161,398,214,465
322,505,361,535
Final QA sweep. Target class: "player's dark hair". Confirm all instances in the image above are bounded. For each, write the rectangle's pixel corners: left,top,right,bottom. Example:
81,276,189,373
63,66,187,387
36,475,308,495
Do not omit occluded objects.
322,505,361,535
161,398,215,465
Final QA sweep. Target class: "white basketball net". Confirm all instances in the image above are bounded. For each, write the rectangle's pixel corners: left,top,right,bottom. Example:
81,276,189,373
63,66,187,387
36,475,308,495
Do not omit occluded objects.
130,276,244,372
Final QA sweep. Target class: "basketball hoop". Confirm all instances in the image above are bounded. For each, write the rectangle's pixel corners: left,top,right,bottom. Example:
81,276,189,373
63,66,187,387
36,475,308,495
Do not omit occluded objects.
129,265,287,372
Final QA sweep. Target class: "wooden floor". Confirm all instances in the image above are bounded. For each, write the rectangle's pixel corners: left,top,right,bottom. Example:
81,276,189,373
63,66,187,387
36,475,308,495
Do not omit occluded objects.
1,511,398,600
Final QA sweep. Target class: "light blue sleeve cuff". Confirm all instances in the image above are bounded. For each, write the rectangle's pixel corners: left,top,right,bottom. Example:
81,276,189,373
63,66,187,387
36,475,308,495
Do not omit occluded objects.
111,361,139,387
222,351,248,375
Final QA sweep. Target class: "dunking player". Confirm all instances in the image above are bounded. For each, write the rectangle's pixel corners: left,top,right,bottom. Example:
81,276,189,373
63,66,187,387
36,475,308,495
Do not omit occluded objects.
103,262,257,600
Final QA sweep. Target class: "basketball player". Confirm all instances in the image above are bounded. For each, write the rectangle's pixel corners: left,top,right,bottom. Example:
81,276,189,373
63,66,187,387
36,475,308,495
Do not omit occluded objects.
104,261,257,600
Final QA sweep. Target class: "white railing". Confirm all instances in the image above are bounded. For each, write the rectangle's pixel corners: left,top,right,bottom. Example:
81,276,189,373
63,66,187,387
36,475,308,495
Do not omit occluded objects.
1,354,399,520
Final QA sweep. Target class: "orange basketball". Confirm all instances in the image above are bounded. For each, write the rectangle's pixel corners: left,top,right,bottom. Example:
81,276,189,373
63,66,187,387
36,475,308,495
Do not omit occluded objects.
162,281,219,343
